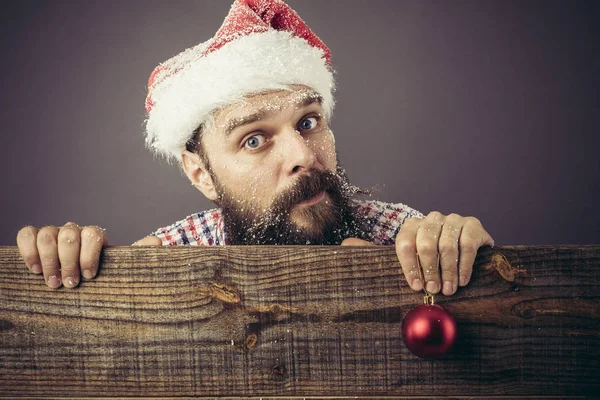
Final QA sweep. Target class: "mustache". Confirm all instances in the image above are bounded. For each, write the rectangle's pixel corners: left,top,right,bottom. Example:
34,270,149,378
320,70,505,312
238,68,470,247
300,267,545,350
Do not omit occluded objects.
217,163,370,245
269,169,338,213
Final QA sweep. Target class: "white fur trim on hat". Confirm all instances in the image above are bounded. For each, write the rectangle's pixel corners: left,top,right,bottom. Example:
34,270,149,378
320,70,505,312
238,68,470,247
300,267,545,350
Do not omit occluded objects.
144,30,335,164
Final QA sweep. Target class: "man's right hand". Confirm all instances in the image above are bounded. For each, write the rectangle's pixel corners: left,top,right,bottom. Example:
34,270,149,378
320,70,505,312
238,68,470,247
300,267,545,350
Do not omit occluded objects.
16,222,108,289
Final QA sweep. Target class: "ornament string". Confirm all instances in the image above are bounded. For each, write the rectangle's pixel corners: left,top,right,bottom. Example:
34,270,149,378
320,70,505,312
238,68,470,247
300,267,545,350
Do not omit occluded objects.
416,252,440,306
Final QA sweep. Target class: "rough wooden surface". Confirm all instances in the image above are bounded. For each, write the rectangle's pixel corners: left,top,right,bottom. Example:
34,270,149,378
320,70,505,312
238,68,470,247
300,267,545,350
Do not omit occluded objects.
0,245,598,398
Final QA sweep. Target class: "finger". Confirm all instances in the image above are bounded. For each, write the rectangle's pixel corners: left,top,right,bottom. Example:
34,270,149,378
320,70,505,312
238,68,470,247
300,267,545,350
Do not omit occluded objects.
132,235,163,246
438,214,463,296
37,226,61,289
457,217,483,286
16,226,42,274
416,212,445,294
340,238,375,246
395,218,422,291
79,226,108,280
468,217,494,249
480,228,495,247
58,223,82,288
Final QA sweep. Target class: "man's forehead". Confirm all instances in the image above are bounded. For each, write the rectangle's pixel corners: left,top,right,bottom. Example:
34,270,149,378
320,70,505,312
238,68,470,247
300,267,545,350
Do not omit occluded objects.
215,88,323,128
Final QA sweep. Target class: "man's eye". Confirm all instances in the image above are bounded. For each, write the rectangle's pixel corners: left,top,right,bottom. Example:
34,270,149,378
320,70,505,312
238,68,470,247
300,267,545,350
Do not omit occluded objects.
244,134,265,149
298,116,319,131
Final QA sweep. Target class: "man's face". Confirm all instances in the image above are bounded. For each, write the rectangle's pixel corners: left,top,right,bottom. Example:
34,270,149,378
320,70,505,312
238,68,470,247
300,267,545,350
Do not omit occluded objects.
200,88,361,244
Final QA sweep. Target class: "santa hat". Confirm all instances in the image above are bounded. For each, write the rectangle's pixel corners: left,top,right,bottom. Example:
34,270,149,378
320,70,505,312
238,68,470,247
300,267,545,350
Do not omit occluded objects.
144,0,335,164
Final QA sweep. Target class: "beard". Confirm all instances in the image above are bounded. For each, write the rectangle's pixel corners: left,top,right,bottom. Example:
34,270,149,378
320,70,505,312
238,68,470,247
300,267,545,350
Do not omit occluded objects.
213,165,369,245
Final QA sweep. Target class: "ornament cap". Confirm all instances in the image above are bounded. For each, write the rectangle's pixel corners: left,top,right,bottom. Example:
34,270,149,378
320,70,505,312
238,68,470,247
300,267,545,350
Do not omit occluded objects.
423,292,435,305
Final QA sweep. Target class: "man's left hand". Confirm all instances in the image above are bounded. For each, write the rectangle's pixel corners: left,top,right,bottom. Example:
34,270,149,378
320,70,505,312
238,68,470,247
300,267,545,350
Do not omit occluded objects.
341,211,494,296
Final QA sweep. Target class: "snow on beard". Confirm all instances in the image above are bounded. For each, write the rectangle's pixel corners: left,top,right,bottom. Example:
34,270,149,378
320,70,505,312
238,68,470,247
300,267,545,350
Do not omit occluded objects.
213,165,369,245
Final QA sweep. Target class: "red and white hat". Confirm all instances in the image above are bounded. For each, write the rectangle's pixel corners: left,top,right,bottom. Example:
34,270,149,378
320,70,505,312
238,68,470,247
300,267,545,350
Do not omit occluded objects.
144,0,335,164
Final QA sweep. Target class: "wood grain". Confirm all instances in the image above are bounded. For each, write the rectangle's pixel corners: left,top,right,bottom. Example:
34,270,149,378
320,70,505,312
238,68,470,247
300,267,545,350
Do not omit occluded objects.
0,245,598,398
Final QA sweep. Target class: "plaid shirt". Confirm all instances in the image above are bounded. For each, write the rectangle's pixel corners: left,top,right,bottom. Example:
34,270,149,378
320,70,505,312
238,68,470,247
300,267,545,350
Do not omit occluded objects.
149,200,424,246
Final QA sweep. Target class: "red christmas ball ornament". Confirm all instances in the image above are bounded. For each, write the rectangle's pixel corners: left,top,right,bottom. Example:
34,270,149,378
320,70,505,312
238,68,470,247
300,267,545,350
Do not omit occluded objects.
402,299,457,358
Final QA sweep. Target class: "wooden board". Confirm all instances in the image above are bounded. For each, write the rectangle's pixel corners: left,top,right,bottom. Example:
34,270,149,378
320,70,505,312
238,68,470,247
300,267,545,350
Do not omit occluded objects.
0,245,598,398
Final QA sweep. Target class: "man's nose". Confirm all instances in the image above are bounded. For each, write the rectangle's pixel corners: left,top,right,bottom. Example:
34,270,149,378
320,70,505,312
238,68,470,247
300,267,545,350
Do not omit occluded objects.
281,129,317,175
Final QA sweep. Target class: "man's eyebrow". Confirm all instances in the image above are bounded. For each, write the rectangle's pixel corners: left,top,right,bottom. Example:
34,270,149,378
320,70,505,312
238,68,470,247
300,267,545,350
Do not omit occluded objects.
224,112,266,138
223,94,324,138
295,93,323,110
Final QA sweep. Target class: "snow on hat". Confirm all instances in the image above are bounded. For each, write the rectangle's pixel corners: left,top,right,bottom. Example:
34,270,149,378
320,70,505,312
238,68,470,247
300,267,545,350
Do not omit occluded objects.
144,0,335,164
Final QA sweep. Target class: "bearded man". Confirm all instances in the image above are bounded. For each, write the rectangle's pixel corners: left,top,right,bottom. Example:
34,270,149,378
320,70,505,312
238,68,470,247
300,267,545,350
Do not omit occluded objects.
16,0,494,297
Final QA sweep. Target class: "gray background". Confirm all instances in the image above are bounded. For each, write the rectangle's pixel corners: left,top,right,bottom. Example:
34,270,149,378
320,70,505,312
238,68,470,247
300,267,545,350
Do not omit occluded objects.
1,0,598,246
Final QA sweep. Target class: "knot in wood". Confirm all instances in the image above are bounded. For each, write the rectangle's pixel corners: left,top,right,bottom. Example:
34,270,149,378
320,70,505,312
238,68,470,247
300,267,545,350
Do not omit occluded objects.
244,333,258,350
485,252,527,282
271,362,286,379
209,283,241,304
0,320,14,332
511,302,536,319
520,307,535,319
270,304,283,315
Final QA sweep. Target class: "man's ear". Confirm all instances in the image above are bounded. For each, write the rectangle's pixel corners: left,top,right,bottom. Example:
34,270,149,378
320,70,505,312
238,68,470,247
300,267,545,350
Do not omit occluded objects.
181,150,218,201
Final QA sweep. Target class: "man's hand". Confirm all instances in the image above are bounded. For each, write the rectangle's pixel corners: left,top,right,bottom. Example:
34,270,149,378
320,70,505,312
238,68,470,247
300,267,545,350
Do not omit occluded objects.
16,223,160,290
395,211,494,295
16,222,109,289
342,211,494,296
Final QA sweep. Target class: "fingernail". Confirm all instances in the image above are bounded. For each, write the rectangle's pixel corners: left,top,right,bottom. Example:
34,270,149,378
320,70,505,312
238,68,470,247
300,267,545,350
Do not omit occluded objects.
443,281,453,295
426,281,438,293
460,276,468,286
82,269,94,279
47,275,61,289
32,264,42,274
412,279,422,291
64,276,79,288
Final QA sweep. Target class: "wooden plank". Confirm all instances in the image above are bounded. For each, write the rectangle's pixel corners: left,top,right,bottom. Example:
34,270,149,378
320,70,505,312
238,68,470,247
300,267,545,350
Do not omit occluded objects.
0,245,598,397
